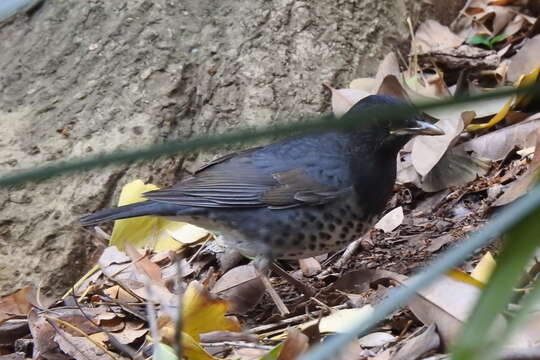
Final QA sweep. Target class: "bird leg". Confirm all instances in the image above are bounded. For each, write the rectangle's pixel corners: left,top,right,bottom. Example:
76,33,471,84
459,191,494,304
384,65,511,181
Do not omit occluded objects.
253,255,290,315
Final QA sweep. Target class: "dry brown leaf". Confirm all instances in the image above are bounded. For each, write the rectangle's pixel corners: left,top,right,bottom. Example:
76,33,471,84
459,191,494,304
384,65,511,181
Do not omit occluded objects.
460,119,540,160
374,206,404,233
357,332,396,347
111,328,148,345
211,264,265,313
392,324,440,360
507,34,540,82
54,329,110,360
28,310,59,360
419,150,490,192
374,53,401,90
0,287,36,323
333,268,407,294
298,257,322,277
349,77,377,93
97,246,130,268
414,20,464,53
124,242,164,286
487,5,515,35
277,328,309,360
407,272,505,346
377,75,410,102
495,128,540,205
325,84,370,117
411,114,464,176
503,13,535,38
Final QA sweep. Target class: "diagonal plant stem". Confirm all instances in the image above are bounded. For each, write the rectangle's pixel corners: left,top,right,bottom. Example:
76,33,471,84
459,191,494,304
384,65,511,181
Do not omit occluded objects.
298,185,540,360
1,83,539,187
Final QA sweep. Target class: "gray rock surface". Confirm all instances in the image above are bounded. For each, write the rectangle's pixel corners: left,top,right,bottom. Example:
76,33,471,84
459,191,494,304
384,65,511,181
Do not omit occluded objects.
0,0,463,295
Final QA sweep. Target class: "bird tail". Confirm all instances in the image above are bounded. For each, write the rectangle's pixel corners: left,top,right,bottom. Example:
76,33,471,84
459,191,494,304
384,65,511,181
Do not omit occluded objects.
80,201,169,226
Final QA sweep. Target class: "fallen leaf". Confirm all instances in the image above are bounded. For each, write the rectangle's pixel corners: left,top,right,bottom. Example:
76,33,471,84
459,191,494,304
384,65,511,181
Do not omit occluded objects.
97,246,130,268
507,311,540,348
318,306,373,333
350,78,377,93
374,53,401,91
211,264,265,313
110,180,208,251
112,328,148,345
507,34,540,82
460,119,540,160
357,332,396,347
325,85,370,117
0,287,36,324
181,281,241,341
392,324,440,360
471,252,497,283
411,114,464,176
419,150,490,192
495,127,540,205
426,234,456,253
333,268,407,294
414,20,464,53
376,75,410,102
298,258,322,277
54,329,110,360
155,343,182,360
407,271,504,346
124,242,164,285
374,207,404,233
277,328,309,360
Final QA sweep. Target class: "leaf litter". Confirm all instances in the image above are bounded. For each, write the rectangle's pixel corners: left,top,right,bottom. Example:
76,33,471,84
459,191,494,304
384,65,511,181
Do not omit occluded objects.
4,1,540,359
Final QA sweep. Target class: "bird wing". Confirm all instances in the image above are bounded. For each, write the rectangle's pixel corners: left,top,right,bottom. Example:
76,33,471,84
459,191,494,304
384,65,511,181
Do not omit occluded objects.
143,134,352,209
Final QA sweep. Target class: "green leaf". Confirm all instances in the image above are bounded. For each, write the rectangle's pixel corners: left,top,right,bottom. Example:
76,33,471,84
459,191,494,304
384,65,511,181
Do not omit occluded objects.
155,343,178,360
452,208,540,360
259,343,283,360
466,35,490,46
488,34,508,46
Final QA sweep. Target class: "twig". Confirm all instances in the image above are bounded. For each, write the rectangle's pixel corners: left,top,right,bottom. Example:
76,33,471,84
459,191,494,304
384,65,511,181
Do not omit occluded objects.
68,288,137,359
45,318,93,360
174,255,184,360
260,273,290,316
145,282,161,357
270,262,316,297
187,236,212,264
248,304,348,334
43,315,118,360
200,341,273,350
334,238,363,269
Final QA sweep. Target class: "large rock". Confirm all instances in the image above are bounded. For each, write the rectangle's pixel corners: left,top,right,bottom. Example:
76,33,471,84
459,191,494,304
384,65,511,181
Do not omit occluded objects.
0,0,463,295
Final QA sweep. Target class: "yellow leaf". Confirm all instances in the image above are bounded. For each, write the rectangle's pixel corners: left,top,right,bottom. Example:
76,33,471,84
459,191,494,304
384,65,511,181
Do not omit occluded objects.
514,67,539,108
182,281,240,341
157,339,217,360
446,268,484,288
181,332,218,360
471,252,496,284
109,180,208,251
466,97,512,131
467,67,539,131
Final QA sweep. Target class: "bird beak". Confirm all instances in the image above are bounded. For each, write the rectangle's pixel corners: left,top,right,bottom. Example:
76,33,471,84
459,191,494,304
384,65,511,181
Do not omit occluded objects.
391,120,445,136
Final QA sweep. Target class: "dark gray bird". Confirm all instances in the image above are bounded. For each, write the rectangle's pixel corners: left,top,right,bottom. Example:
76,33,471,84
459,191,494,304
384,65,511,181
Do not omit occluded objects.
80,95,443,269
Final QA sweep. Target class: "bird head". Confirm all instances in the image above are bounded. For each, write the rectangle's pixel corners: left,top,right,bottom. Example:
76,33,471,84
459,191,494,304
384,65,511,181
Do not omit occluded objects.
344,95,444,152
